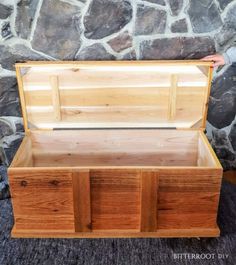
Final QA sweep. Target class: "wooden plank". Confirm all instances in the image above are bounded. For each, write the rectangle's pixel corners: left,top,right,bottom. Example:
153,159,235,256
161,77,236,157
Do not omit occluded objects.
11,226,220,238
9,171,74,230
168,75,178,120
50,75,61,121
15,60,213,68
15,66,29,132
24,87,169,107
199,131,222,168
140,170,158,232
29,129,199,167
90,169,141,230
25,106,205,129
157,171,222,230
8,167,224,175
9,136,33,167
22,71,206,90
72,171,92,232
202,64,213,128
24,86,206,107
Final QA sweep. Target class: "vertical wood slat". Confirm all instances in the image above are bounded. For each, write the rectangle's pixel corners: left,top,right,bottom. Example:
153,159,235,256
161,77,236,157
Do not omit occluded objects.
50,75,61,121
15,66,29,133
202,65,213,129
168,74,178,120
72,171,92,232
140,170,159,232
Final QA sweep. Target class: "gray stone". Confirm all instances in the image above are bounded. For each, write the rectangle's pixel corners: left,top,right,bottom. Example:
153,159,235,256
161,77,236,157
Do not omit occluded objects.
122,50,137,60
0,77,21,117
0,117,24,138
0,44,46,71
15,120,24,133
32,0,81,59
1,22,13,40
214,146,235,161
142,0,166,6
212,129,229,146
171,18,187,33
208,66,236,129
16,0,39,39
84,0,132,39
0,4,13,19
216,3,236,46
140,37,215,59
76,43,116,60
196,0,213,6
0,166,10,200
0,134,24,166
135,5,166,35
168,0,183,16
229,122,236,151
208,93,236,129
0,119,14,138
221,159,235,170
188,0,222,33
218,0,234,11
210,66,236,99
108,31,132,52
210,128,236,170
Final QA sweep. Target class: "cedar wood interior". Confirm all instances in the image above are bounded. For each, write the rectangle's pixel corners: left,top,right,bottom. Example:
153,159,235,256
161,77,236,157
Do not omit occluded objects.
10,129,220,168
10,61,221,169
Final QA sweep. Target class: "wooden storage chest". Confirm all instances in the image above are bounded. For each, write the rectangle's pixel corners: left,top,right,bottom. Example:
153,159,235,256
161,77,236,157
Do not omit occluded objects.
9,60,223,238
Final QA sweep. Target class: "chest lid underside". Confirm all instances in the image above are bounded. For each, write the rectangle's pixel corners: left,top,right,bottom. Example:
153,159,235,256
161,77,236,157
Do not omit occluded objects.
15,60,213,131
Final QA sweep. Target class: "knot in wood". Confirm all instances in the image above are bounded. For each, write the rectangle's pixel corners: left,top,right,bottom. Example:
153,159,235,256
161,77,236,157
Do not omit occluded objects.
20,180,27,187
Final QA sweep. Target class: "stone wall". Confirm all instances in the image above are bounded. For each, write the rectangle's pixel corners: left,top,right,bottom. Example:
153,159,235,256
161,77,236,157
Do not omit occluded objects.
0,0,236,172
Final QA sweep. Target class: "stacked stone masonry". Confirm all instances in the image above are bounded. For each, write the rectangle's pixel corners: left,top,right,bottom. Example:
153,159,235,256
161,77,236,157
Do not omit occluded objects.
0,0,236,175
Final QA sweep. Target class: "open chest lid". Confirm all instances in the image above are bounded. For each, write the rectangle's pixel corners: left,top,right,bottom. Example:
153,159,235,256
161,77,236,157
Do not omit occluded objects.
15,60,213,131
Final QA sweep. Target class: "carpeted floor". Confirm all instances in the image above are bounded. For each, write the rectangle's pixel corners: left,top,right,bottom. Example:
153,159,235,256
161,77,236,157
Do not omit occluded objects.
0,180,236,265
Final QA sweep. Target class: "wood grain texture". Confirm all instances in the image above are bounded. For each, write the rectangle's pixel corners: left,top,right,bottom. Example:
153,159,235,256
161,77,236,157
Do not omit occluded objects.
9,171,74,230
15,66,29,132
202,65,214,128
72,171,91,232
90,169,141,230
10,136,33,167
50,75,61,121
30,129,200,167
168,75,177,120
16,60,211,130
9,167,222,237
11,227,220,238
9,60,222,238
15,60,213,67
157,171,222,230
140,171,158,232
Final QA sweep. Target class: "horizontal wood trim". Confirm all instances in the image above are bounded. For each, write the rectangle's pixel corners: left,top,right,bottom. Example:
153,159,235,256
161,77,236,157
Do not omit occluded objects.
8,167,223,175
15,60,213,67
11,226,220,238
